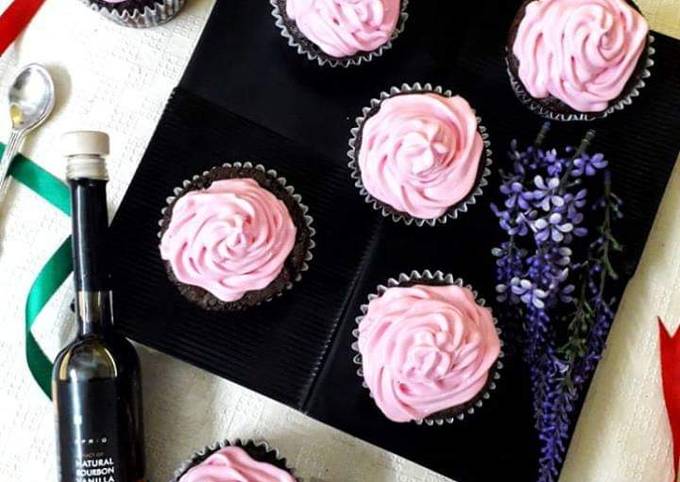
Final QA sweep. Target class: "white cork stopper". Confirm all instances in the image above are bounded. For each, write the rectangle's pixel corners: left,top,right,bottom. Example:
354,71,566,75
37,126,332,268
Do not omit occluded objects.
62,131,109,181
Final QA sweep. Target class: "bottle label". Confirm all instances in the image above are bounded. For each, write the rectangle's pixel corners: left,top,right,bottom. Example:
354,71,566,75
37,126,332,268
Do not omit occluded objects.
55,379,127,482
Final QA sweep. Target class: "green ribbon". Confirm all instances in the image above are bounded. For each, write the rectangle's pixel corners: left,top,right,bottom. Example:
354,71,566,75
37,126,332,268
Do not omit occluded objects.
0,143,72,398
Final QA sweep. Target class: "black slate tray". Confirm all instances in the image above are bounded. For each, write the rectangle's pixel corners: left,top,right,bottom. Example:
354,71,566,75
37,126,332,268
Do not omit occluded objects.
108,0,680,480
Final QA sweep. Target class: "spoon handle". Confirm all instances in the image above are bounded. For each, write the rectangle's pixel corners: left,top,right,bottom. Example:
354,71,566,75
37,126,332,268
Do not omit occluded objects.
0,129,24,207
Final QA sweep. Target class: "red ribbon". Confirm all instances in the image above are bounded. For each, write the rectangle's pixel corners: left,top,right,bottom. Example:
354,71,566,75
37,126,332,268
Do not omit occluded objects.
660,317,680,479
0,0,47,56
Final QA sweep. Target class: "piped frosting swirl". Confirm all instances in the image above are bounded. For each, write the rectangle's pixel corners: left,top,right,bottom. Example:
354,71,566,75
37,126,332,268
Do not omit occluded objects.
511,0,649,112
357,284,501,423
285,0,401,58
160,178,297,303
178,446,296,482
358,92,484,220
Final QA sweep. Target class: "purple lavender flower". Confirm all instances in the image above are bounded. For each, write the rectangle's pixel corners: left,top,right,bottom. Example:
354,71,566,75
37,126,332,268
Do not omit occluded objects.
491,132,621,482
571,153,608,177
533,175,563,211
491,203,534,237
543,149,564,177
532,213,574,243
510,277,548,308
502,181,534,209
559,284,576,303
555,247,572,267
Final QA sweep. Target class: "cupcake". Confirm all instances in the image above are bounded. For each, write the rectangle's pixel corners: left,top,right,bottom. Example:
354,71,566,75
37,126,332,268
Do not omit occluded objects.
159,162,314,311
173,440,299,482
506,0,653,121
348,83,492,227
352,270,503,425
270,0,409,67
83,0,185,28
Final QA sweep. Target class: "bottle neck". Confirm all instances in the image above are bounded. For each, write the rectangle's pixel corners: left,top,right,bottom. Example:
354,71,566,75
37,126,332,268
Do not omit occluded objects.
70,178,113,335
77,291,113,336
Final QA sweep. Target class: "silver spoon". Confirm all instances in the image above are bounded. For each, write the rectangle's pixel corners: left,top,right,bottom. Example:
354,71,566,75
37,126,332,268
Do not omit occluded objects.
0,64,55,207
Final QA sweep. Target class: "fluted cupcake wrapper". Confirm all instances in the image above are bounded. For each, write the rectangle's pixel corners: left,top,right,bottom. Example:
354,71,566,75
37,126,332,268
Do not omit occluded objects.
505,34,656,122
81,0,185,28
347,83,493,227
270,0,409,68
171,439,302,482
158,161,316,310
351,269,505,426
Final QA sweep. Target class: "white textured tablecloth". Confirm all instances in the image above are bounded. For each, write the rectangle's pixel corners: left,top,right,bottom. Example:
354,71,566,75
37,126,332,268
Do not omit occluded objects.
0,1,678,481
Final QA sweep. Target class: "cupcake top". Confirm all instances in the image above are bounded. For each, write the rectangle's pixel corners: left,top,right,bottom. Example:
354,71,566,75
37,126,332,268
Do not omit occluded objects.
285,0,401,58
357,92,484,220
179,446,296,482
511,0,649,113
160,178,297,303
357,284,501,423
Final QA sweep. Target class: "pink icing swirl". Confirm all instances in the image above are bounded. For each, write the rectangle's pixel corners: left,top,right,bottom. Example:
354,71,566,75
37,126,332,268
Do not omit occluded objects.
285,0,401,58
357,284,501,422
160,178,297,303
512,0,649,112
358,93,484,220
179,446,296,482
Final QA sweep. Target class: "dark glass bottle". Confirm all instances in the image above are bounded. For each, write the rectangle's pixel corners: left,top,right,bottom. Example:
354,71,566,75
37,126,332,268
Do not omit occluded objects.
52,131,145,482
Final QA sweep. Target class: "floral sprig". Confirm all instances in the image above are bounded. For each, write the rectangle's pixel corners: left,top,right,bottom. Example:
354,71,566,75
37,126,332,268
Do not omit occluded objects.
560,174,622,366
491,124,622,482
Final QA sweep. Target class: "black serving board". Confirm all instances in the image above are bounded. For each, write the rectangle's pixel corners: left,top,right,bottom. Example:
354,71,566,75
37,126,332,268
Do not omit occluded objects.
108,0,680,480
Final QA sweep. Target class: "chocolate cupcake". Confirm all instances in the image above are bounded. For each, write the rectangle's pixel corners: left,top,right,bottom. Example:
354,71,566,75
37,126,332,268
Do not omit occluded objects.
506,0,654,121
83,0,185,28
352,270,503,426
159,162,314,311
348,83,492,227
270,0,409,67
173,439,300,482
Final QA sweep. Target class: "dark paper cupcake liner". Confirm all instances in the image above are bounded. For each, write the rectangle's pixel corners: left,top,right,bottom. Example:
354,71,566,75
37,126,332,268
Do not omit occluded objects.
351,269,504,426
82,0,185,28
505,34,655,121
171,439,301,482
158,161,315,310
270,0,409,68
347,83,493,227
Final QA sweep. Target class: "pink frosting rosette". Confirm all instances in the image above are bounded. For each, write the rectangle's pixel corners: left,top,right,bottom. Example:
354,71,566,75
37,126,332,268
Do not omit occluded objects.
349,84,491,226
271,0,408,66
355,272,502,424
285,0,401,57
178,446,296,482
511,0,650,114
174,441,298,482
160,177,297,303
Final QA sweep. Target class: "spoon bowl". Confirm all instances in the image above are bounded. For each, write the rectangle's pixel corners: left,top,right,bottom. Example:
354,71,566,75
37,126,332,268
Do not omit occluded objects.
8,63,55,132
0,64,56,219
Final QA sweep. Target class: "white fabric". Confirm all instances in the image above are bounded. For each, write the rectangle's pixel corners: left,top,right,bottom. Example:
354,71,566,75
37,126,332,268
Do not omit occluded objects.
0,0,677,481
